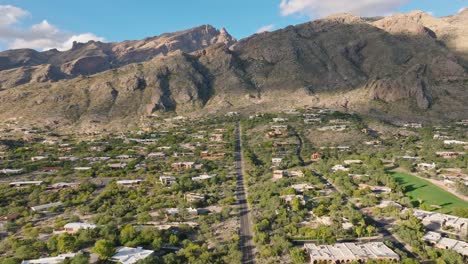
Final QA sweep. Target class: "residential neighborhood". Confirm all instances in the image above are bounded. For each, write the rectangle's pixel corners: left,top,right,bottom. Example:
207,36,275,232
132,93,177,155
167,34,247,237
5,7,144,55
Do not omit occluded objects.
0,1,467,263
0,117,241,263
0,108,466,264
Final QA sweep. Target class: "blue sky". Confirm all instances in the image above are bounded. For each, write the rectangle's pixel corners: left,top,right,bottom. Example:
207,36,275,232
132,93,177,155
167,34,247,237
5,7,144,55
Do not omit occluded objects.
0,0,466,51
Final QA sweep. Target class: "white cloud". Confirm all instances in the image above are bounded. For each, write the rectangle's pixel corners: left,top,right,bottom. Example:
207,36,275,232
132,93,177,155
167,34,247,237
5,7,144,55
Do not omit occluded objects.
256,24,276,33
458,7,467,14
0,5,29,26
9,32,105,51
279,0,410,18
0,5,104,51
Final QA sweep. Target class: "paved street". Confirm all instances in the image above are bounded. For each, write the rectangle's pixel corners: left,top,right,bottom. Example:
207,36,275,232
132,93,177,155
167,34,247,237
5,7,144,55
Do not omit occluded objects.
234,122,256,264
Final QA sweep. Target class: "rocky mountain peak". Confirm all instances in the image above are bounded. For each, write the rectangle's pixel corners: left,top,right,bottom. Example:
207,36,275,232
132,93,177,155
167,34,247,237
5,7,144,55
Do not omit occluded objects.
217,27,236,46
458,7,468,16
322,13,365,24
71,41,86,50
407,10,432,18
444,7,468,24
373,13,437,38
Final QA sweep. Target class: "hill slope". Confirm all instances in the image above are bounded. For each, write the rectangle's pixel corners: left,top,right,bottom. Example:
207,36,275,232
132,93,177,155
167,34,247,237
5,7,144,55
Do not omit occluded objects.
0,11,466,131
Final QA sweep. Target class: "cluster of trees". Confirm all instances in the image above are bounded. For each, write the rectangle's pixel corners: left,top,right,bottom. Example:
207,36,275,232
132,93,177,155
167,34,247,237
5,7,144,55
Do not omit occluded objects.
452,207,468,218
0,182,97,232
394,212,465,263
0,222,239,264
455,181,468,196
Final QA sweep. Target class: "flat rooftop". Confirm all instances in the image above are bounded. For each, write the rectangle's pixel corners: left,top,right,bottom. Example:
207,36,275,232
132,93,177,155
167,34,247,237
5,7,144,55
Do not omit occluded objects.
305,242,400,262
422,231,468,257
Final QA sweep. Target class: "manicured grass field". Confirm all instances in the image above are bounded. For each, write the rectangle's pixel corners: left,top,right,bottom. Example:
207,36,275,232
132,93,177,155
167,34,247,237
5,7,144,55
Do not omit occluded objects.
388,172,468,213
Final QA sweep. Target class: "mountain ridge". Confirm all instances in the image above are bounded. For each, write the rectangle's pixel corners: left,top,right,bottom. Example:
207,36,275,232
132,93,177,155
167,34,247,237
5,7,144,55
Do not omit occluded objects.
0,11,466,132
0,25,236,88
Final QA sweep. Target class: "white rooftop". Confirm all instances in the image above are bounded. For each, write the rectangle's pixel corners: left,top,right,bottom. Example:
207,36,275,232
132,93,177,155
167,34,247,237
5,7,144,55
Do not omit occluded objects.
305,242,399,262
422,231,468,256
31,202,63,212
332,165,349,172
291,183,314,192
74,167,92,170
191,174,216,181
21,253,77,264
160,176,175,180
1,168,24,174
64,222,96,230
117,179,143,185
344,160,363,165
377,200,403,209
10,181,43,185
413,209,468,233
111,247,154,264
422,231,442,243
165,207,198,215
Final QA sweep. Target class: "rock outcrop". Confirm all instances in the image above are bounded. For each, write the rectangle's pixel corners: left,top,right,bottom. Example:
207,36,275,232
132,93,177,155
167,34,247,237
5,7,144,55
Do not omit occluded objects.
372,13,437,38
60,56,110,75
367,64,431,109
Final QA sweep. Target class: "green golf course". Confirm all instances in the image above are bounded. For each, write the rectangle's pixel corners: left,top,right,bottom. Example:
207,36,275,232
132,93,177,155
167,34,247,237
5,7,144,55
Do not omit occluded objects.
388,171,468,213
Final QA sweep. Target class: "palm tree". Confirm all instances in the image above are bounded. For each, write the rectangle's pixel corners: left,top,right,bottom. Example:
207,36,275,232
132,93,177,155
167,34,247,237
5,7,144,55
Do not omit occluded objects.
355,226,363,238
366,225,376,237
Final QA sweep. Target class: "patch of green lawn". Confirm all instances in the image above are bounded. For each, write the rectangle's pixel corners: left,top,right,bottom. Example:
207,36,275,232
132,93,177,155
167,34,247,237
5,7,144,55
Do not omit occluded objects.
388,171,468,214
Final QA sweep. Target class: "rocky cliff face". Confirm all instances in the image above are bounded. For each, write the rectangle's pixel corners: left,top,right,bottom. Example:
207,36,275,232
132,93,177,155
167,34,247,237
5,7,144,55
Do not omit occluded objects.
0,12,466,131
0,25,235,88
366,64,431,109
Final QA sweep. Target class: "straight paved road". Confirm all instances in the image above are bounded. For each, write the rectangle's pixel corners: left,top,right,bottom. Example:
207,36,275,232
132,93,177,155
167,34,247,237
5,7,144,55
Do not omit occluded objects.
234,122,255,264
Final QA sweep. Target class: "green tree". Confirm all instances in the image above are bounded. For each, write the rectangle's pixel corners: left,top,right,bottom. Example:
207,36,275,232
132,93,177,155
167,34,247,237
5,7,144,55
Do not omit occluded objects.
255,219,270,232
163,253,178,264
137,212,152,224
401,257,420,264
57,233,78,253
136,257,161,264
92,239,115,260
437,249,464,264
355,226,364,238
63,254,89,264
291,197,302,212
366,225,376,237
47,235,59,252
0,258,18,264
15,245,38,260
270,235,291,256
290,247,306,264
120,224,138,245
314,204,327,217
152,237,163,251
169,234,179,245
453,207,468,218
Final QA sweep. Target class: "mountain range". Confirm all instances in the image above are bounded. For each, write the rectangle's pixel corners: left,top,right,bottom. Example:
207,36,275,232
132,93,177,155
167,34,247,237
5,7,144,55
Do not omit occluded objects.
0,10,466,131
